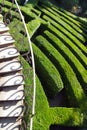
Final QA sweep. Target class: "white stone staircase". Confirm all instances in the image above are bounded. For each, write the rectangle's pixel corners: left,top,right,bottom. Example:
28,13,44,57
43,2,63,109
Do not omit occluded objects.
0,14,24,129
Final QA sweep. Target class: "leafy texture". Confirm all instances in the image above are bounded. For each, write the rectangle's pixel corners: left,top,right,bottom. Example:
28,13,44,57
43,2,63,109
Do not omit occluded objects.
2,0,87,129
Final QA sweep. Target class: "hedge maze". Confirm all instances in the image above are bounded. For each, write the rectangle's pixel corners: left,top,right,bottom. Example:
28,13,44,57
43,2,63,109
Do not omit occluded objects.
1,0,87,130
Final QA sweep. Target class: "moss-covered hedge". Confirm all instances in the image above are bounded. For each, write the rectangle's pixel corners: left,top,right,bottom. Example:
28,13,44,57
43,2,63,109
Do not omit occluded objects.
37,5,87,41
36,6,87,54
43,30,87,94
41,5,87,37
37,4,87,32
34,35,87,108
47,24,87,56
43,15,86,42
21,55,84,130
32,43,64,97
43,30,87,65
27,18,41,38
8,19,29,52
52,6,87,27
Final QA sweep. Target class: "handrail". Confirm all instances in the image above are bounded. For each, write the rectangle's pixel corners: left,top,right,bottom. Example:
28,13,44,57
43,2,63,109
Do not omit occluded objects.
14,1,36,130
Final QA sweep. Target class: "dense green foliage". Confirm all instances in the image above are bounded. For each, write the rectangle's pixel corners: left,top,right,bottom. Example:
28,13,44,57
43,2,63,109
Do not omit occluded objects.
34,35,87,108
33,43,63,97
27,19,41,38
1,0,87,129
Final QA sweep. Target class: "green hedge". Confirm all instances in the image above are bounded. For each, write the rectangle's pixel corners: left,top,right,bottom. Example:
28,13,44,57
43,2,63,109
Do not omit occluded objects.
43,31,87,69
34,62,86,130
49,107,83,127
9,19,29,52
42,5,87,38
27,18,41,38
52,6,87,27
42,4,87,31
43,30,87,94
43,13,87,41
43,15,85,44
32,43,64,97
0,0,37,20
21,6,38,20
37,5,87,41
20,57,33,128
21,56,48,130
34,107,83,130
33,73,49,130
21,56,84,130
35,6,87,54
34,35,87,108
21,43,84,129
37,4,87,31
31,8,41,16
36,6,87,45
33,69,84,130
46,24,87,56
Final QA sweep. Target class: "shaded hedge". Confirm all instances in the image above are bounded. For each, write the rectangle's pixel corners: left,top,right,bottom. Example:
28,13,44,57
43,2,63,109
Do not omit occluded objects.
33,43,64,97
34,35,87,109
43,30,87,95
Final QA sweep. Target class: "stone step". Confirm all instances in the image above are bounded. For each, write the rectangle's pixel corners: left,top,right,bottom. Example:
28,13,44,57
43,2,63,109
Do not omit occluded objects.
0,71,24,87
0,58,22,74
0,100,24,117
0,21,9,33
0,32,15,47
0,45,20,60
0,118,22,130
0,85,24,101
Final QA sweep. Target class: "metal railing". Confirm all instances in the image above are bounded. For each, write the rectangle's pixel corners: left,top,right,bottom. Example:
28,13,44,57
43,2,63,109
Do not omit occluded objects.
0,0,36,130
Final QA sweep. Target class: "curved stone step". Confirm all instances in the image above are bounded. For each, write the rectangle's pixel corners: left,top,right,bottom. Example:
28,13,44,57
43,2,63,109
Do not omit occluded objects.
0,85,24,101
0,13,25,129
0,45,20,61
0,71,24,87
0,58,22,74
0,22,9,33
0,118,21,130
0,100,24,117
0,32,15,47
